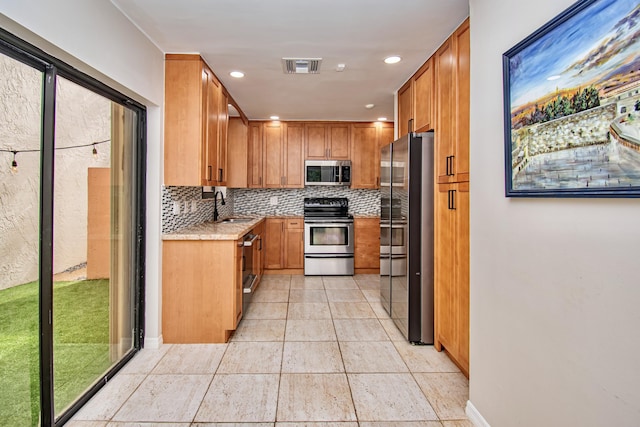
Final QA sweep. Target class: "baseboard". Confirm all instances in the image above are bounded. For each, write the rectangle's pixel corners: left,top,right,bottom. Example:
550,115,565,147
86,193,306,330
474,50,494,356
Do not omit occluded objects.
466,400,491,427
144,334,163,349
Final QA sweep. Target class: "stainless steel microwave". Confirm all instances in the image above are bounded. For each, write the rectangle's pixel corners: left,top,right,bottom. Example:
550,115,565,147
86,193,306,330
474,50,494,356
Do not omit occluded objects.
304,160,351,186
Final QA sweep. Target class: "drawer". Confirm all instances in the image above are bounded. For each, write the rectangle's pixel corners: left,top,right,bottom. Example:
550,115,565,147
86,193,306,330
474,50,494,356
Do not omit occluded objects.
286,218,303,229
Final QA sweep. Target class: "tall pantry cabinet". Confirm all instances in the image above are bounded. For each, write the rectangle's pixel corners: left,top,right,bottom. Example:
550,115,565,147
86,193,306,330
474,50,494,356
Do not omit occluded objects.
433,19,470,376
399,21,470,375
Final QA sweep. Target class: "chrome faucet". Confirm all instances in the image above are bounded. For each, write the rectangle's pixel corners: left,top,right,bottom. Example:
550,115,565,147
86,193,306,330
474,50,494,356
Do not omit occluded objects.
213,190,225,221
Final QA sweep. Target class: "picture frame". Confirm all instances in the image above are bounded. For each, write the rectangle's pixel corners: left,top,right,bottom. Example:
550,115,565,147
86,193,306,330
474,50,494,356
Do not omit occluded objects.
502,0,640,197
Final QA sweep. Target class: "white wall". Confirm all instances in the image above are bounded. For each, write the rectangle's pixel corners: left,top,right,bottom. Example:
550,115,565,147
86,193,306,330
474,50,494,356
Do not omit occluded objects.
469,1,640,426
0,0,165,346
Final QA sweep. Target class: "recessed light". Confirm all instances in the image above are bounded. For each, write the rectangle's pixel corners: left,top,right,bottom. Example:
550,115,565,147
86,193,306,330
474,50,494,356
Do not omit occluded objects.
230,71,245,78
384,56,401,64
336,63,346,72
365,104,375,109
377,117,388,121
547,75,561,81
270,115,280,120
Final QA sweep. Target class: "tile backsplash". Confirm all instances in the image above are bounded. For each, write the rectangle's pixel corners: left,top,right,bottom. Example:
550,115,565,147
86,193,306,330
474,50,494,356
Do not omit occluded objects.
162,186,380,233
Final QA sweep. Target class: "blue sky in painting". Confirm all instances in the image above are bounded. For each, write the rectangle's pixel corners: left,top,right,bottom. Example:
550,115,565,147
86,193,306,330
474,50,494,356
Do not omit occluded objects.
509,0,638,108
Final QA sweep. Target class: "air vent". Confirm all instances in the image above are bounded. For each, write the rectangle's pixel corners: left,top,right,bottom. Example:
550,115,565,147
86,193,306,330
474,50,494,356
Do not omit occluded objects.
282,58,322,74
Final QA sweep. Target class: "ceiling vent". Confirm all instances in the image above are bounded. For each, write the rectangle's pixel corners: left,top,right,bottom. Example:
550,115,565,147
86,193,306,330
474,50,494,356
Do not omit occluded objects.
282,58,322,74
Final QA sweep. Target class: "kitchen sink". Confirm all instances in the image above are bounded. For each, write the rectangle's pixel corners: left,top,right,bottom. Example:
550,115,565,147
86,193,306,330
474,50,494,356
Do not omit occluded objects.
218,217,254,224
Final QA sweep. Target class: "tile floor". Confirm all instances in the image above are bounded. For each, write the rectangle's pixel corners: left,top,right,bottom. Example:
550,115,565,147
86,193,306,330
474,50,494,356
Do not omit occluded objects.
68,274,471,427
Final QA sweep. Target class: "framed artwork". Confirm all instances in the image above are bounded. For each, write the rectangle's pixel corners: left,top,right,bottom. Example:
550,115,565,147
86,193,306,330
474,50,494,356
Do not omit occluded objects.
503,0,640,197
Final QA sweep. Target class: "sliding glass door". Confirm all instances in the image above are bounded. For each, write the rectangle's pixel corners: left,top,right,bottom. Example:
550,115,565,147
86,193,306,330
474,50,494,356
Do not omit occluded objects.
0,28,145,426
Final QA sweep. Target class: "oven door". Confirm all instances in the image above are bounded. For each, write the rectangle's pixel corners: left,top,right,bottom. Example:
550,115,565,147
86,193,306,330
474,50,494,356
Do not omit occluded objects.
304,220,354,254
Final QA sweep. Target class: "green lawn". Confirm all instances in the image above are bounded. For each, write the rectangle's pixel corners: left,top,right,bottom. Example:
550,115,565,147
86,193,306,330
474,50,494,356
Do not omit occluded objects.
0,279,110,426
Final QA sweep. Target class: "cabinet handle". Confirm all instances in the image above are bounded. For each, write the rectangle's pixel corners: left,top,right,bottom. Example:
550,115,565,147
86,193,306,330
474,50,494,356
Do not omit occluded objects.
408,118,414,133
258,236,262,251
259,176,262,185
208,165,212,181
446,155,455,176
376,176,380,187
448,189,456,210
219,168,223,182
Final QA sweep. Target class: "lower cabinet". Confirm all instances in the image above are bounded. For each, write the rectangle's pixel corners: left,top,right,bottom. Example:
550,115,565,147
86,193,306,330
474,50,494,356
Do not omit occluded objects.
354,217,380,272
162,239,242,343
434,182,469,375
264,217,304,272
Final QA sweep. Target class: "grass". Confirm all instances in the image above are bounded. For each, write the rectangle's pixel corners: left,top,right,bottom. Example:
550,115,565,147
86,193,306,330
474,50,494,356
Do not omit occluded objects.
0,279,110,426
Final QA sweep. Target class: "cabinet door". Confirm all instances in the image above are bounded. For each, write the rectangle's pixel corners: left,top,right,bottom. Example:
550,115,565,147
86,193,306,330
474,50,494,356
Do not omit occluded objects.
204,68,220,185
216,89,229,185
305,123,328,159
328,124,350,159
284,218,304,269
378,124,394,188
264,218,284,269
455,182,470,372
284,123,304,187
435,37,456,184
434,182,469,375
263,122,284,187
454,20,470,182
414,58,434,132
164,55,206,186
226,117,248,188
398,79,413,136
351,123,378,189
354,217,380,270
248,123,263,188
434,184,457,352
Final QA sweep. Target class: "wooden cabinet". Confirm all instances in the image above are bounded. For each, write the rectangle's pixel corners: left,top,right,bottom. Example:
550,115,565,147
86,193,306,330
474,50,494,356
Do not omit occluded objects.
398,79,413,137
414,58,435,133
435,19,470,184
397,58,434,136
250,122,303,188
264,217,304,272
162,239,243,343
264,218,284,269
226,117,249,188
351,122,394,189
305,123,350,160
264,122,284,187
354,217,380,272
248,122,263,188
164,54,227,186
283,123,305,188
434,182,469,375
284,218,304,269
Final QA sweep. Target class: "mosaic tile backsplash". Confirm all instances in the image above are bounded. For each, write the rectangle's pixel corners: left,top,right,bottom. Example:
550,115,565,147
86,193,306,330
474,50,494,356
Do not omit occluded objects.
162,186,380,233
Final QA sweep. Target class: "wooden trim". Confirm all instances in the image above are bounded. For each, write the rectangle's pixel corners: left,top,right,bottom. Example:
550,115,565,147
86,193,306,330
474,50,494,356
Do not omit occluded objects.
355,268,380,275
165,53,201,61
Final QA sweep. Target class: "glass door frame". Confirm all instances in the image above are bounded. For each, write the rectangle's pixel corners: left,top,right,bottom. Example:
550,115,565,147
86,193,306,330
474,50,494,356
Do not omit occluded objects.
0,27,147,426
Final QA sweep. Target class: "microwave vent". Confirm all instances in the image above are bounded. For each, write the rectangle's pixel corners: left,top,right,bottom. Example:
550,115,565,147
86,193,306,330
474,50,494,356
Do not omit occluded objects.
282,58,322,74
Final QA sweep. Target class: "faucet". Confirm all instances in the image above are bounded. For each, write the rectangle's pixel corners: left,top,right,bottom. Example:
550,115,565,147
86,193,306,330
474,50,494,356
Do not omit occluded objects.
213,190,225,221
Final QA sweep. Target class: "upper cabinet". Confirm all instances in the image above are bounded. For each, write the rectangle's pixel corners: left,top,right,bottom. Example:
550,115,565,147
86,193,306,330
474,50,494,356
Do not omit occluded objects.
351,122,394,189
226,117,249,188
305,123,350,160
435,19,470,184
397,58,434,137
164,54,245,187
249,121,304,189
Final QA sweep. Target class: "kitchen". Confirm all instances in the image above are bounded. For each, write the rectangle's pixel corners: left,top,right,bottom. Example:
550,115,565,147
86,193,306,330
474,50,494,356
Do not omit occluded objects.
3,1,638,426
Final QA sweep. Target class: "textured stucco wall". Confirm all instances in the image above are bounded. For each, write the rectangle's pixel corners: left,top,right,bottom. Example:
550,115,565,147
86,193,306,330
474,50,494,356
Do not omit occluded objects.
0,54,110,290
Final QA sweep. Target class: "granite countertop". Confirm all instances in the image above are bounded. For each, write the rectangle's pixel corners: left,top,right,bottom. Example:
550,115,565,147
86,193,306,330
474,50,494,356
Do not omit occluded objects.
162,217,265,241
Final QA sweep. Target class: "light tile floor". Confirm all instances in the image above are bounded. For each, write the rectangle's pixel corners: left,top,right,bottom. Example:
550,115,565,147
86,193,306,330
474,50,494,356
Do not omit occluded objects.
68,274,472,427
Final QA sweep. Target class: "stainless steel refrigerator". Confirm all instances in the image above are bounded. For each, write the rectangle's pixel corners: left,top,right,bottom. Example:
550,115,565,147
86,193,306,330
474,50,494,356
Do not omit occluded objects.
380,131,434,344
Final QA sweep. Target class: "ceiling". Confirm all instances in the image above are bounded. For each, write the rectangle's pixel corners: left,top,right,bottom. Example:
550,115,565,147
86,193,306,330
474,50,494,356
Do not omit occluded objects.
111,0,469,122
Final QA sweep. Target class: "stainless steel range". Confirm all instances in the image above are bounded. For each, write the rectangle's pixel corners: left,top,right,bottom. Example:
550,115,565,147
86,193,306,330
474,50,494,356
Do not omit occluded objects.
303,197,354,276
